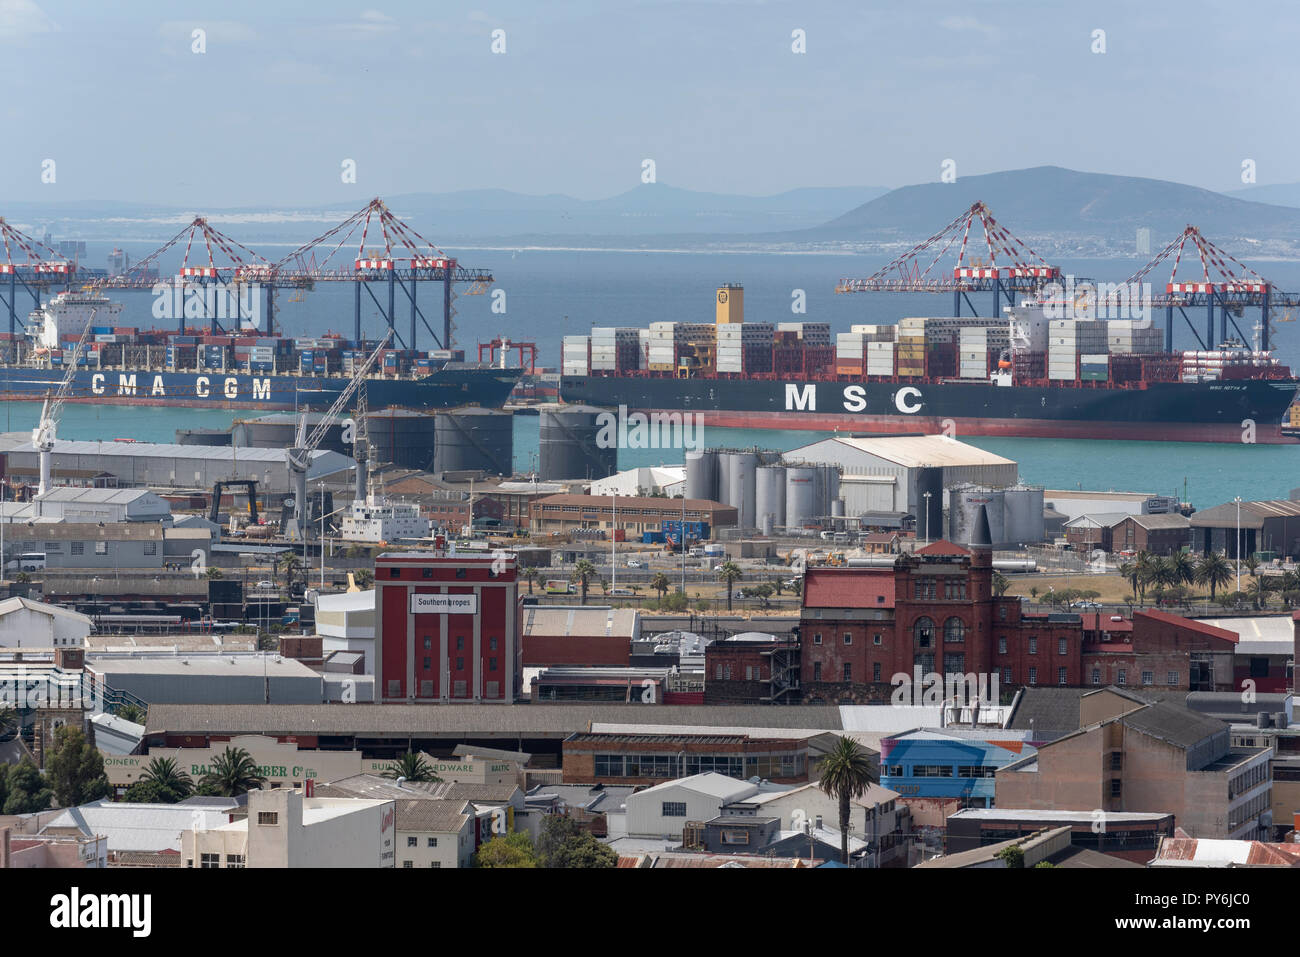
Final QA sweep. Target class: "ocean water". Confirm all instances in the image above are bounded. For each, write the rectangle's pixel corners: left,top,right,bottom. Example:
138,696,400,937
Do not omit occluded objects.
9,244,1300,508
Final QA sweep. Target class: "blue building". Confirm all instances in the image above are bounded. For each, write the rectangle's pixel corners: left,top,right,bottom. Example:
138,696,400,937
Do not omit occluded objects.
878,729,1037,808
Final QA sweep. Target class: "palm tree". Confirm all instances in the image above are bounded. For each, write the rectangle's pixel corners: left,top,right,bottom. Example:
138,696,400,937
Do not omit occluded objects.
277,553,301,590
198,746,267,797
205,566,224,580
1133,551,1158,601
354,568,374,588
521,567,539,595
117,703,146,724
571,559,598,605
716,560,743,612
1118,560,1139,601
1169,550,1196,587
818,736,876,865
1246,574,1271,610
1244,554,1261,578
991,571,1010,597
139,757,194,800
1194,552,1233,601
651,572,670,602
382,752,442,783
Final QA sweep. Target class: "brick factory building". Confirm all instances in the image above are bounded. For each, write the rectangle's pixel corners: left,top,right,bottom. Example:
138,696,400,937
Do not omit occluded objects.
562,732,811,787
521,606,641,667
797,507,1239,702
375,552,522,704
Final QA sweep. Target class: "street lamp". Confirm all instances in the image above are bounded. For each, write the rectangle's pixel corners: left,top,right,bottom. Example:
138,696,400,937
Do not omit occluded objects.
1235,496,1242,593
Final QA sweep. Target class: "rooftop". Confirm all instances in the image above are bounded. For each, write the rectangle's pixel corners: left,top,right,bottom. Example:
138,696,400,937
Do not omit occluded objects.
88,654,322,680
803,567,895,609
790,434,1015,469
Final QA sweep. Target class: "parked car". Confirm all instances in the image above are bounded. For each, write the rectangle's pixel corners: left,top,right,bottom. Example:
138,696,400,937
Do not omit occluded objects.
255,580,275,590
1071,600,1102,610
625,560,643,568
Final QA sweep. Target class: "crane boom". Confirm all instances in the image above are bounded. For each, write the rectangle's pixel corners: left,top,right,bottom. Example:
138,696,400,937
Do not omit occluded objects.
299,329,392,457
33,307,98,497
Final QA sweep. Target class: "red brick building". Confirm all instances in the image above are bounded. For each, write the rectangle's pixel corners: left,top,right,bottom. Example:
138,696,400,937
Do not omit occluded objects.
703,633,800,705
375,552,522,703
798,537,1230,702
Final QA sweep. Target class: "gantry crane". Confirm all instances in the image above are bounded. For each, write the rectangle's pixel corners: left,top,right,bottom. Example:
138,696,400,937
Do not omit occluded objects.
32,307,98,501
283,330,393,542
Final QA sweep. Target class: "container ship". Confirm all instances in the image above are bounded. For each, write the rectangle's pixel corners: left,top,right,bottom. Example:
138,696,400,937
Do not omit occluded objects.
0,291,522,411
558,284,1300,444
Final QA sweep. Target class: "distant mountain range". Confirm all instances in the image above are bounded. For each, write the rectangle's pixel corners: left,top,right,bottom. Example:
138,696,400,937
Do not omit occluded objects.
10,168,1300,258
804,166,1300,248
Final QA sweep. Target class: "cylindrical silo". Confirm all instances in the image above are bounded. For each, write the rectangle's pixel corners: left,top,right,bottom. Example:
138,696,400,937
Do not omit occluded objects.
755,465,787,532
686,450,719,502
365,409,439,470
1003,485,1045,545
728,451,759,529
539,405,618,481
716,449,733,506
948,486,1006,547
785,467,817,530
176,428,232,447
832,498,845,518
235,413,347,453
915,466,944,543
434,408,514,476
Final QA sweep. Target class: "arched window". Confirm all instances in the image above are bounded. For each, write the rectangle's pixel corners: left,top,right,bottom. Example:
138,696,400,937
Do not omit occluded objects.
913,617,935,648
944,617,965,643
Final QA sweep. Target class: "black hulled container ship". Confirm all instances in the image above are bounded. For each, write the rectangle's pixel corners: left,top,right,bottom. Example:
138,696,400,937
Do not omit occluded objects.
559,285,1300,444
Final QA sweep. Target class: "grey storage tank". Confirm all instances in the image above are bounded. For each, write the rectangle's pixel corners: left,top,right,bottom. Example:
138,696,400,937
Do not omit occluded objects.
539,405,617,480
915,466,945,543
234,413,350,455
434,407,514,476
948,485,1007,548
716,449,733,506
785,467,817,530
685,449,719,502
365,409,439,470
728,451,759,529
176,428,232,447
1003,485,1046,545
755,465,787,532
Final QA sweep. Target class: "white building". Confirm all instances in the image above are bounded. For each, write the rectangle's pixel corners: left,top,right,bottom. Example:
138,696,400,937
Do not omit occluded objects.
316,589,376,674
341,497,430,543
735,781,908,867
624,773,776,839
181,787,396,868
0,596,92,648
589,466,686,498
784,435,1017,516
0,488,172,524
43,799,240,860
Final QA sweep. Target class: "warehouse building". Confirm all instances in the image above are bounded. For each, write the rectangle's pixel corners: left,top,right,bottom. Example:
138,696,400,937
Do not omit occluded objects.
589,466,686,498
86,653,324,705
1189,499,1300,560
0,488,171,524
0,434,354,492
1064,512,1192,555
1,523,211,571
782,435,1017,525
529,494,737,538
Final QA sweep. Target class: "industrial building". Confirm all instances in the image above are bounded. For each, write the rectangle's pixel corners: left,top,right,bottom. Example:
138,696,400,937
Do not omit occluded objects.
946,484,1047,548
375,552,523,704
0,597,91,648
1064,512,1192,555
85,653,325,705
1189,499,1300,560
528,494,737,538
589,465,686,498
1,523,211,571
1043,489,1182,523
0,488,171,524
0,434,355,492
521,605,641,667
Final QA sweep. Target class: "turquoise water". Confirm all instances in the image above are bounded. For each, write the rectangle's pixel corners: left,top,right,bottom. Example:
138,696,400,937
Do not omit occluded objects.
10,402,1298,509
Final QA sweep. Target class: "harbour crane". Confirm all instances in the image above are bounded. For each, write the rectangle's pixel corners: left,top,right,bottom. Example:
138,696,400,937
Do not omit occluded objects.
283,329,392,542
32,307,98,501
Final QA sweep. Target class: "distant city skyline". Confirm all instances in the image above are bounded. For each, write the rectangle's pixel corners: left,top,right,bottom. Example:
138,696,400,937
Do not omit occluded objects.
1,0,1295,207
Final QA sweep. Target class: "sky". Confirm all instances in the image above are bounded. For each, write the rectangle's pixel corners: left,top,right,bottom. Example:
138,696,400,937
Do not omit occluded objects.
1,0,1297,207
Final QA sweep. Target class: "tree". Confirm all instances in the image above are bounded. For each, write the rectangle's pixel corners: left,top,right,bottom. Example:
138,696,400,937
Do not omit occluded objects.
3,758,51,815
790,578,803,598
1118,560,1138,600
1169,550,1196,587
1244,554,1261,578
521,566,539,595
383,752,442,783
116,703,145,725
997,844,1026,868
1133,551,1158,601
354,568,374,589
1194,552,1233,601
991,571,1011,597
717,560,743,612
571,559,598,605
14,571,29,583
45,725,110,808
750,583,775,609
276,553,301,590
197,746,266,797
817,735,876,865
651,572,670,601
205,566,223,580
535,815,616,868
1246,575,1271,610
125,757,193,804
474,831,539,868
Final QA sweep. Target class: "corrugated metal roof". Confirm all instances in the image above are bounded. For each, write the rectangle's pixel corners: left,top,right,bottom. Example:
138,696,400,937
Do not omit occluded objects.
789,434,1015,469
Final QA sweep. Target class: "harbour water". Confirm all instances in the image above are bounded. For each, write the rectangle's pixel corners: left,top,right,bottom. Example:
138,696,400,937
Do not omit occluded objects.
9,401,1298,508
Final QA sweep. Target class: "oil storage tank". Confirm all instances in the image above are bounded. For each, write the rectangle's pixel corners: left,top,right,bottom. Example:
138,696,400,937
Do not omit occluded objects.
434,407,514,476
1003,485,1046,545
755,465,786,532
539,405,617,480
915,466,945,543
686,450,719,502
948,485,1007,547
716,449,733,506
785,467,817,530
233,413,350,454
365,409,438,470
728,451,759,529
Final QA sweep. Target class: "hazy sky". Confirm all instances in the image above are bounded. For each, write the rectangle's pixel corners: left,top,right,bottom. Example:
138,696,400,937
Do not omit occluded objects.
2,0,1295,206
